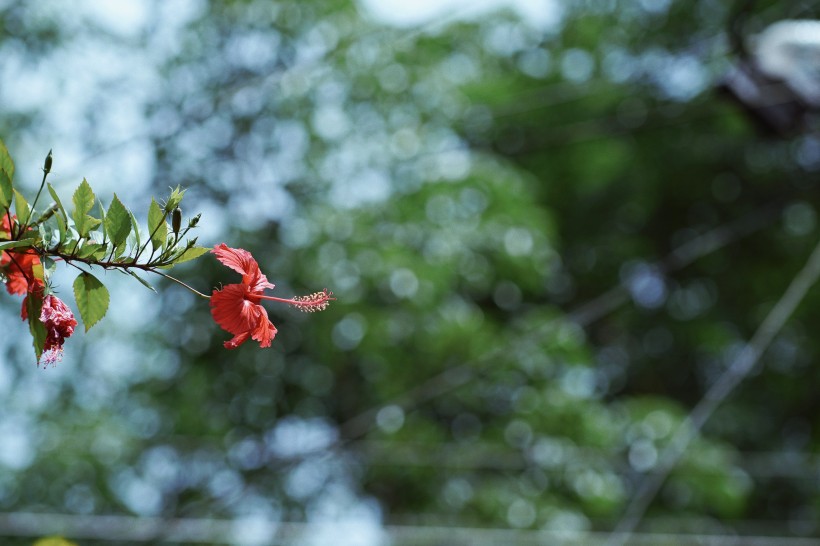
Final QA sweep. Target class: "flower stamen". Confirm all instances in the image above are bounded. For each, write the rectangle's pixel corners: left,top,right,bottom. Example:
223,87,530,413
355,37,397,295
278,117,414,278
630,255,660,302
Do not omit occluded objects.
258,288,335,312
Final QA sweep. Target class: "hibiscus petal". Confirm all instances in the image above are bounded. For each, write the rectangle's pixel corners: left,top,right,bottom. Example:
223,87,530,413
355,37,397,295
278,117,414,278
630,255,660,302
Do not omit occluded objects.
211,244,274,292
210,284,255,335
224,331,251,349
249,306,277,348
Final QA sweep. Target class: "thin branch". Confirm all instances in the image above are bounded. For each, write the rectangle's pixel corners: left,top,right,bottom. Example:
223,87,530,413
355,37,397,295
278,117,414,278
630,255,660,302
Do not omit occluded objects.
20,164,50,234
150,269,211,299
569,202,780,326
604,234,820,546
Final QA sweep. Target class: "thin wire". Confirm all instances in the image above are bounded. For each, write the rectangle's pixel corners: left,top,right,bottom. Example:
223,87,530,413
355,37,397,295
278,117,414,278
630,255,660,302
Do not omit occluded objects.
1,511,820,545
605,233,820,546
346,440,820,478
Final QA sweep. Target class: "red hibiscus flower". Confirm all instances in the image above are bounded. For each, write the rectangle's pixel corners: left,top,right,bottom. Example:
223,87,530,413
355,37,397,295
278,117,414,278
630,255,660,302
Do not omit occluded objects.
38,294,77,366
210,244,334,349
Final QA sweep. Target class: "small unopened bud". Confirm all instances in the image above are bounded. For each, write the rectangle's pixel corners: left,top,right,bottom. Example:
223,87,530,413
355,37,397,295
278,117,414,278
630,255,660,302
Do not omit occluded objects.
43,149,52,174
172,207,182,235
186,237,198,248
188,213,201,228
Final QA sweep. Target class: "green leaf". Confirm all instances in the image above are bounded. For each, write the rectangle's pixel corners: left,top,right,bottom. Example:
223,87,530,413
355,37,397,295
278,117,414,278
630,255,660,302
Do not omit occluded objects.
165,185,186,212
86,216,102,232
0,138,14,181
26,293,46,362
53,208,67,242
97,200,107,242
13,189,30,225
31,260,44,285
38,223,50,246
105,194,131,248
0,240,31,251
114,241,127,258
42,256,57,277
47,183,68,242
47,182,68,221
0,168,11,209
33,536,79,546
77,242,108,259
126,269,157,292
172,245,210,265
73,272,109,332
129,210,141,251
71,179,96,237
31,536,77,546
148,198,166,251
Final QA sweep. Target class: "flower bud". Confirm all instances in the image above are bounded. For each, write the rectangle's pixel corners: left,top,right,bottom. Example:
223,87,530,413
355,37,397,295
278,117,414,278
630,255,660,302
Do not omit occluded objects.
172,207,182,235
188,213,201,228
43,149,52,174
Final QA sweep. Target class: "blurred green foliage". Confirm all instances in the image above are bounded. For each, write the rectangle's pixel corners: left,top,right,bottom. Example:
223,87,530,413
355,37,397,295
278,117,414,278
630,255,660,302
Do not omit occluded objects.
1,0,820,544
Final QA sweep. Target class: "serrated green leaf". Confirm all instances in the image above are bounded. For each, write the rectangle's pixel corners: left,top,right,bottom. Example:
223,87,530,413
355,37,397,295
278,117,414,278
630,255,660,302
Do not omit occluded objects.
13,189,30,225
126,269,157,292
105,194,131,248
26,292,46,362
172,245,210,265
77,215,102,237
0,138,14,181
71,179,96,237
148,198,166,251
0,168,11,209
73,272,109,332
72,178,94,215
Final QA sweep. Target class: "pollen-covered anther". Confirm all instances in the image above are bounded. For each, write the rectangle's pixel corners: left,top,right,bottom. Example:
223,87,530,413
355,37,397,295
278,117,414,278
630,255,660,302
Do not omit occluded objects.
290,289,335,312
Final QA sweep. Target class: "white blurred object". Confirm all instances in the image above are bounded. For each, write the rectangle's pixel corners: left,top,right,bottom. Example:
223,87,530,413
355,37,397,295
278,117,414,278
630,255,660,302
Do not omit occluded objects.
753,20,820,107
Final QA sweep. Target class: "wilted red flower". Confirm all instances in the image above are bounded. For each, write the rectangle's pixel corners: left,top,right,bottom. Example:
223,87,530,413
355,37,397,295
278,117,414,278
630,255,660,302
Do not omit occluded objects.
210,243,334,349
38,294,77,366
0,214,43,295
1,249,43,295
